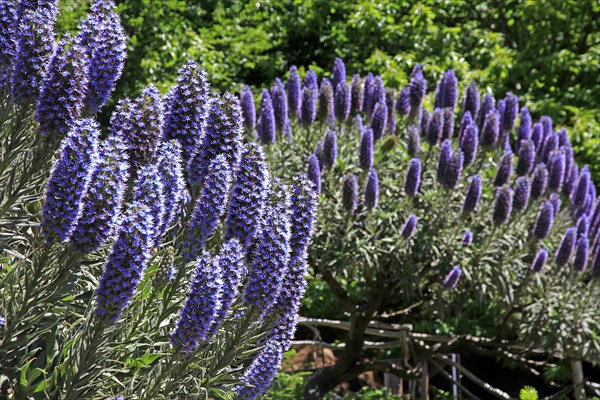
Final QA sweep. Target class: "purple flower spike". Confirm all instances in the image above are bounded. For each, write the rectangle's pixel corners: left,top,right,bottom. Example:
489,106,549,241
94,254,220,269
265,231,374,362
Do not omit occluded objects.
322,129,337,169
494,152,513,187
258,89,276,145
350,74,364,115
462,174,482,213
405,158,421,197
156,141,186,239
236,340,285,400
463,230,473,246
480,110,500,149
370,76,386,117
271,175,317,349
317,78,334,124
335,81,351,122
94,200,153,322
287,66,302,119
241,84,256,131
122,85,164,170
541,132,559,164
244,179,292,316
11,8,57,103
41,119,100,243
577,215,589,237
70,135,129,253
307,154,321,195
531,122,543,150
397,86,411,117
541,115,553,138
408,63,426,123
573,167,591,210
303,69,318,90
36,35,89,137
574,236,589,271
0,0,19,90
531,249,548,273
516,139,536,176
189,93,243,184
442,108,455,140
437,139,452,184
556,227,577,267
272,78,290,138
184,155,232,261
435,70,457,109
531,164,549,200
513,176,531,212
370,100,388,141
460,121,479,166
362,73,375,117
558,128,570,147
163,61,210,163
493,186,513,225
332,57,346,90
171,253,222,351
342,173,358,214
365,168,379,210
300,86,317,127
463,81,479,120
360,128,374,170
548,151,566,192
443,266,462,289
407,124,421,157
225,143,270,253
77,1,126,113
496,99,506,133
517,107,532,144
427,108,444,146
443,149,464,190
401,214,418,239
210,239,246,336
533,201,554,239
502,92,519,133
420,108,431,137
458,112,473,144
131,163,165,247
477,94,495,130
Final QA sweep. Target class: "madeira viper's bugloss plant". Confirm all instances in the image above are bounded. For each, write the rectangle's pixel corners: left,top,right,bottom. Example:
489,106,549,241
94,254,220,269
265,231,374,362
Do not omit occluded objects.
0,1,317,399
246,57,600,398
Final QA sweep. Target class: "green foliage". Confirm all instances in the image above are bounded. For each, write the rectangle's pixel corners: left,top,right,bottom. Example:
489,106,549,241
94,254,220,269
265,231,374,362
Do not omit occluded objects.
519,386,539,400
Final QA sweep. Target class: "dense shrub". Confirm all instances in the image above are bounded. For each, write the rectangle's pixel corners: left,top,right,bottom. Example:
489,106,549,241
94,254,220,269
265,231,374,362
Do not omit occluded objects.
250,58,600,398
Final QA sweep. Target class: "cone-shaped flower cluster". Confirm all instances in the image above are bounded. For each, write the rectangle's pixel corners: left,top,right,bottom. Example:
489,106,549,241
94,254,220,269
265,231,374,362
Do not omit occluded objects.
271,176,317,349
163,60,211,163
35,35,89,136
244,179,292,316
70,135,129,253
170,252,222,352
11,7,57,103
225,143,270,253
95,200,153,322
184,155,232,261
121,85,164,170
236,340,285,400
189,93,242,184
77,0,126,113
41,119,100,242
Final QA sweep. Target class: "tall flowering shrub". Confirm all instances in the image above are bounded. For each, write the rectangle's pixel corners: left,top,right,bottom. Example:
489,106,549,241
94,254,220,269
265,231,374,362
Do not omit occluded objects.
248,58,600,398
0,1,317,399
